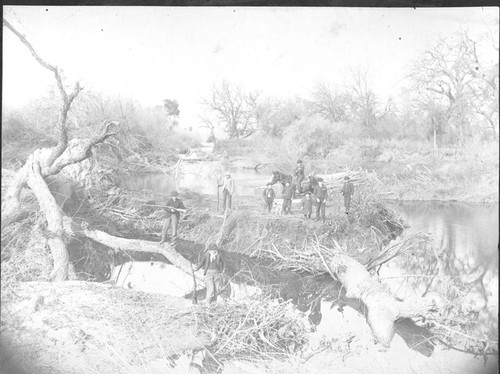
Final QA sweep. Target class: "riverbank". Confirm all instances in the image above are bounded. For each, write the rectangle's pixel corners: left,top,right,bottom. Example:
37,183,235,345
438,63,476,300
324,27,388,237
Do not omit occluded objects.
214,137,499,203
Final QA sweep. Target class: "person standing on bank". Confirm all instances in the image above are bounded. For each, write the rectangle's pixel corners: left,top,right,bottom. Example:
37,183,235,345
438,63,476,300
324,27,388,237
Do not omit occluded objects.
195,243,225,304
159,190,186,243
294,159,305,194
341,176,354,214
302,191,313,219
219,172,235,212
282,180,294,215
262,182,276,213
313,178,328,222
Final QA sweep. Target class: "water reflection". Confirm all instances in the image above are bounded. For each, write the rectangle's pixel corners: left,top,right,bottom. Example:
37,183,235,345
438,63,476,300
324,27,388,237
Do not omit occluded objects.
116,162,271,197
174,242,436,357
385,201,499,342
389,201,498,268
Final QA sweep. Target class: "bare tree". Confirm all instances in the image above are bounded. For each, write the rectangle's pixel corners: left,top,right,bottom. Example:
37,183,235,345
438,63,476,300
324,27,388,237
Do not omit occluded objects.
474,63,499,140
202,80,256,139
163,99,180,127
311,81,350,123
2,19,120,280
199,115,218,146
348,67,380,128
245,92,284,137
411,31,497,145
470,34,499,139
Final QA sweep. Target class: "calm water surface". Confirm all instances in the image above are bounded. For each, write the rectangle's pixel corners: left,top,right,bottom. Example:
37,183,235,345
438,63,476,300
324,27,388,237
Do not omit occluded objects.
116,161,272,196
386,201,498,307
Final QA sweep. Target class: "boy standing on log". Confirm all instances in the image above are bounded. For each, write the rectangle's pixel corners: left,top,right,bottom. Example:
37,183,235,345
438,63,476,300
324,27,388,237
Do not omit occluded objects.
159,190,186,243
282,181,293,215
294,159,305,194
341,176,354,214
262,183,276,213
302,191,313,219
313,178,328,222
195,243,225,304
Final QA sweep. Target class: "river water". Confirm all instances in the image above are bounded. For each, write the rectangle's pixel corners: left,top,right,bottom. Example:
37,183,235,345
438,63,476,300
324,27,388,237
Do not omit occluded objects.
114,165,498,372
386,201,498,296
116,160,272,196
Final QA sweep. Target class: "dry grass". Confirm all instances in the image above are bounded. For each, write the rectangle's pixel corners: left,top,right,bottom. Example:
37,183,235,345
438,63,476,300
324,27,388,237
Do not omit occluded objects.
194,297,311,362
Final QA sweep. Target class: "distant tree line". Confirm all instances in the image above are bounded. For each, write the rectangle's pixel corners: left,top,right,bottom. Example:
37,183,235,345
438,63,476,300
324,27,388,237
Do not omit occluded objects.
201,31,499,149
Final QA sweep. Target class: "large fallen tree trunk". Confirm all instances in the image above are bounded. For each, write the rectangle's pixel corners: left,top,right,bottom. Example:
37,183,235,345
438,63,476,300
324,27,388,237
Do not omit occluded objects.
310,243,437,348
1,122,118,281
62,217,204,282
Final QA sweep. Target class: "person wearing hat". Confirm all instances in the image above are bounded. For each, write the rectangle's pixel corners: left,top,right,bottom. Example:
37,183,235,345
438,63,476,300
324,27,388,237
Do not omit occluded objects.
313,178,328,222
341,176,354,214
294,159,305,194
262,182,276,213
282,180,294,215
195,243,225,304
159,190,186,243
218,172,235,211
302,191,313,219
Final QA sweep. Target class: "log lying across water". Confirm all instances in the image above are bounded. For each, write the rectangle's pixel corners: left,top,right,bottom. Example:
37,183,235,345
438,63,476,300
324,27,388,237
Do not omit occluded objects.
62,217,205,283
314,246,436,348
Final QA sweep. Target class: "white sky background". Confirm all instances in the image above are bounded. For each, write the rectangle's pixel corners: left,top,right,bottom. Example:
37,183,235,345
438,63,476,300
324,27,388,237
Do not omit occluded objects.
2,6,499,134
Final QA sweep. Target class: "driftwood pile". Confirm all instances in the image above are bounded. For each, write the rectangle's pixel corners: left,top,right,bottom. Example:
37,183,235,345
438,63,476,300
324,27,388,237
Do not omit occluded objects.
315,167,384,196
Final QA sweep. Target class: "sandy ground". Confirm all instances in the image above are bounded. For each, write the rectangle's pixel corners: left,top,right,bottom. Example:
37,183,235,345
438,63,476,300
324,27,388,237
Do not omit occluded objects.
109,262,498,374
0,281,211,374
1,264,497,374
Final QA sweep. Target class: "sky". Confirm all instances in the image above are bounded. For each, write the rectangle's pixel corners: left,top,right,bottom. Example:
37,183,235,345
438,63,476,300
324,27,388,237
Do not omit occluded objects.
2,6,499,133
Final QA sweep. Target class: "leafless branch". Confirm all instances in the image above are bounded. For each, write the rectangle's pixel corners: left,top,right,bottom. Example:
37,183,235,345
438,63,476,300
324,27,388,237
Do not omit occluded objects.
3,17,84,168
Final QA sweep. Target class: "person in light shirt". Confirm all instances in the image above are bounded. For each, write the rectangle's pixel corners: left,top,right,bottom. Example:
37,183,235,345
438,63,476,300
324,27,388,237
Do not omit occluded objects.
218,172,235,211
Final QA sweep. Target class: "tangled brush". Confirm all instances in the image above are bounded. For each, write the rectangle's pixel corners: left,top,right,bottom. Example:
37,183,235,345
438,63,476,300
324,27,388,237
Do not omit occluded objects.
194,297,311,361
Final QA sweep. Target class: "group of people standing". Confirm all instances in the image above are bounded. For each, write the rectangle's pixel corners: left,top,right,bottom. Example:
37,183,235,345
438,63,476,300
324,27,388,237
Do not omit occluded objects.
262,162,355,222
262,176,353,221
159,166,354,242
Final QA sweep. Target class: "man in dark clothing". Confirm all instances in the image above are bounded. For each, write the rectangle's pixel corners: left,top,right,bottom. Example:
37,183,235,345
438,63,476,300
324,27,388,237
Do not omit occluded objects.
313,179,328,222
294,159,305,193
282,181,293,215
159,190,186,243
341,176,354,214
195,243,225,304
262,183,276,213
302,191,313,219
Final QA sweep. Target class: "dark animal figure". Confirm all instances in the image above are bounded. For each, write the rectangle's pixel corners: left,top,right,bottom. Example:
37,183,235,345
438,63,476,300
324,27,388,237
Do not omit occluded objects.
270,171,319,196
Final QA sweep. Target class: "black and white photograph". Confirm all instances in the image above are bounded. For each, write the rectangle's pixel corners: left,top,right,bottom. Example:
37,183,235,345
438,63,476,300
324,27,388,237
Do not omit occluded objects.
1,6,498,374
